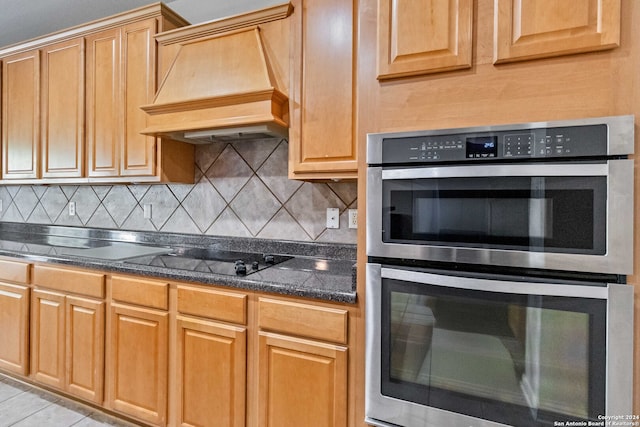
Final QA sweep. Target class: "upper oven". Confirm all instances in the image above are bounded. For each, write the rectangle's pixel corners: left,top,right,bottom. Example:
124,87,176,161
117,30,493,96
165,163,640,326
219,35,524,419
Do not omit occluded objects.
366,115,634,276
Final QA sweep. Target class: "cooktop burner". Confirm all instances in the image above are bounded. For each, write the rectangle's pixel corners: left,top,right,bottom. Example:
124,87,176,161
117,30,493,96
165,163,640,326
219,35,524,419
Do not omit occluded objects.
124,247,293,276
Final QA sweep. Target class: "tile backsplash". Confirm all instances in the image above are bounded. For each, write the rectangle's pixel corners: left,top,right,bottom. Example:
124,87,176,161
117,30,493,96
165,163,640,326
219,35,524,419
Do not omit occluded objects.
0,139,357,244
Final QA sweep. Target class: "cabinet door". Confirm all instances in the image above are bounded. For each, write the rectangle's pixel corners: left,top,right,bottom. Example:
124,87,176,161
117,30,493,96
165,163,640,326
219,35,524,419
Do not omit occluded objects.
66,296,105,404
289,0,357,180
41,38,85,178
31,289,66,389
86,28,121,177
121,18,157,177
258,332,347,427
494,0,621,63
175,316,246,427
0,283,30,375
2,49,40,179
377,0,473,79
107,303,168,426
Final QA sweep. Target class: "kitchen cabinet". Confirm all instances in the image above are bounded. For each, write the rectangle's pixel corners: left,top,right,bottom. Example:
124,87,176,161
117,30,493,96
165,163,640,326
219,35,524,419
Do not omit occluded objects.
257,298,348,427
30,265,106,403
106,275,169,426
1,49,40,179
0,4,193,184
41,37,85,178
288,0,358,180
0,259,31,375
377,0,473,79
494,0,621,63
174,285,247,427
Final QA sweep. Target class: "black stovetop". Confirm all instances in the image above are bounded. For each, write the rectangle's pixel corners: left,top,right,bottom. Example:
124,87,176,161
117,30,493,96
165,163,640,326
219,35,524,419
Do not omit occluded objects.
124,247,293,277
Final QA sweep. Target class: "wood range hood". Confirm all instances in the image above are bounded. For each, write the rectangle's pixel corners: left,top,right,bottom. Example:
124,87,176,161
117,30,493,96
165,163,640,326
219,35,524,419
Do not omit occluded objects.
141,14,290,145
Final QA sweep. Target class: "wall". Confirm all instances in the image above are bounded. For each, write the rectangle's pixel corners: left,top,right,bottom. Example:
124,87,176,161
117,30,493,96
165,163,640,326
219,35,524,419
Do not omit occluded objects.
0,139,357,244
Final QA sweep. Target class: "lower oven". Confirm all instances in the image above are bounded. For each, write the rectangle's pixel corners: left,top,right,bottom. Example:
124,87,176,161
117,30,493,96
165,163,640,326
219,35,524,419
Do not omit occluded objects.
365,115,635,427
365,263,633,427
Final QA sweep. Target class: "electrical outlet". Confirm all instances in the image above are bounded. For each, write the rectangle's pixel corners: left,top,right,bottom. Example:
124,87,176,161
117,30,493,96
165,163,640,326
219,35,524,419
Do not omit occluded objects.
143,204,152,219
0,199,3,212
348,209,357,229
326,208,339,229
68,201,76,216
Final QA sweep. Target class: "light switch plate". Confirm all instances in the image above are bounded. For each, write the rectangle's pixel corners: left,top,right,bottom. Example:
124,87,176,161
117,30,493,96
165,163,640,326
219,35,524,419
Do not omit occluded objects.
326,208,339,229
143,204,152,219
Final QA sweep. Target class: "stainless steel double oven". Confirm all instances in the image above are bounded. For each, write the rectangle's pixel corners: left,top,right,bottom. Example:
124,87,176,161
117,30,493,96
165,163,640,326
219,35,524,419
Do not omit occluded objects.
365,116,635,427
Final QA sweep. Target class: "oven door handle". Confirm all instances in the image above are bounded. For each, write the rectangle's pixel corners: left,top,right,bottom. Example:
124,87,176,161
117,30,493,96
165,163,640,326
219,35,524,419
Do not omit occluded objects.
381,162,610,180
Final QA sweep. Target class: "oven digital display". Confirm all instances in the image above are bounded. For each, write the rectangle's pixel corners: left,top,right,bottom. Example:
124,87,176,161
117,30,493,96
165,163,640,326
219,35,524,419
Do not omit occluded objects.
466,136,498,158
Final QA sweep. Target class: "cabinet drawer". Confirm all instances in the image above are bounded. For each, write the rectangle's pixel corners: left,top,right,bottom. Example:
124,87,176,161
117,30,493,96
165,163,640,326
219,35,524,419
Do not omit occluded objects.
258,298,348,344
0,259,30,284
33,265,105,298
111,275,168,310
177,285,247,325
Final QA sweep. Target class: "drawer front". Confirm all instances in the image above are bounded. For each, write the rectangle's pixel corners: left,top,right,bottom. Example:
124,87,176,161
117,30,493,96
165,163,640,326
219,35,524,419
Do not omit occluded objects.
33,265,105,298
177,285,247,325
0,259,31,284
258,298,348,344
111,275,168,310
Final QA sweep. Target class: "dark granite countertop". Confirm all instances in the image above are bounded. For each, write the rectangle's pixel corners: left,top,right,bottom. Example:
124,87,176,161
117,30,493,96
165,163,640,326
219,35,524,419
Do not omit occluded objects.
0,223,357,304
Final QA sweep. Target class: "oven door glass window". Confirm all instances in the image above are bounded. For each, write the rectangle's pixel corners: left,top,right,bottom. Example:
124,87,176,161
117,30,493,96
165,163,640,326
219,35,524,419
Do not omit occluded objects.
381,278,606,426
382,176,606,254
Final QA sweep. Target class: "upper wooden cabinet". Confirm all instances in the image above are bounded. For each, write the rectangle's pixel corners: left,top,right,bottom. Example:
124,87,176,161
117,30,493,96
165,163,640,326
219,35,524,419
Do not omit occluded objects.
41,38,85,178
2,50,40,179
288,0,358,180
377,0,473,80
0,4,193,184
494,0,621,63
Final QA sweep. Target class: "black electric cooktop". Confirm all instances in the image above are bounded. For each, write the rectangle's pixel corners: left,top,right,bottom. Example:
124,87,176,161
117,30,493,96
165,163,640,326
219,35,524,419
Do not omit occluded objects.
124,247,293,276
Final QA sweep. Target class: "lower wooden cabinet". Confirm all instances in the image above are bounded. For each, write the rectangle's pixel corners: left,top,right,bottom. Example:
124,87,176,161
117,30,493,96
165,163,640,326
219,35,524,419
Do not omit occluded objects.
66,296,105,403
30,289,105,403
0,282,30,375
31,289,66,389
175,316,246,427
0,260,354,427
106,303,168,426
258,332,348,427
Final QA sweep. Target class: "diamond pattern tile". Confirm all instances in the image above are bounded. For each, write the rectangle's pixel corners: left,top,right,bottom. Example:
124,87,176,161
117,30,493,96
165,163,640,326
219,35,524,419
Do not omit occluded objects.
102,187,137,227
161,207,201,234
40,187,69,222
13,187,39,220
285,183,347,239
141,186,180,230
70,187,101,225
0,140,357,244
257,141,303,203
86,205,118,229
230,176,281,235
233,138,279,170
195,142,225,173
257,209,312,241
206,207,252,237
181,178,226,232
206,145,253,203
26,204,51,224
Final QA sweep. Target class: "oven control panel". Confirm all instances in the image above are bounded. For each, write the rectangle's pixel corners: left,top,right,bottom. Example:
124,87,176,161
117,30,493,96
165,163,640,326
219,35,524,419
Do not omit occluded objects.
379,123,609,164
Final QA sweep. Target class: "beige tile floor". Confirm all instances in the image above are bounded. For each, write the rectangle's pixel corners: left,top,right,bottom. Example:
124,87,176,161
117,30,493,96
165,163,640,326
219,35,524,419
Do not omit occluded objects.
0,375,138,427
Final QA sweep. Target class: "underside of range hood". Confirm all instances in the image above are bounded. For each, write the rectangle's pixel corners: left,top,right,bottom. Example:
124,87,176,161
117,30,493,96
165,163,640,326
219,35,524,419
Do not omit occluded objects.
141,24,289,144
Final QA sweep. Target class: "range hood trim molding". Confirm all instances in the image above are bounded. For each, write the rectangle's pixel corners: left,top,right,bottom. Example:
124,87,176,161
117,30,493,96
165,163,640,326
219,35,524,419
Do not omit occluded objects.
141,88,288,137
141,88,287,116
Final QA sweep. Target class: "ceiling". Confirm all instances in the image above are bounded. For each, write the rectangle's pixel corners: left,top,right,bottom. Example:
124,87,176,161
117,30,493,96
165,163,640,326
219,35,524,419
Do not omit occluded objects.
0,0,281,48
